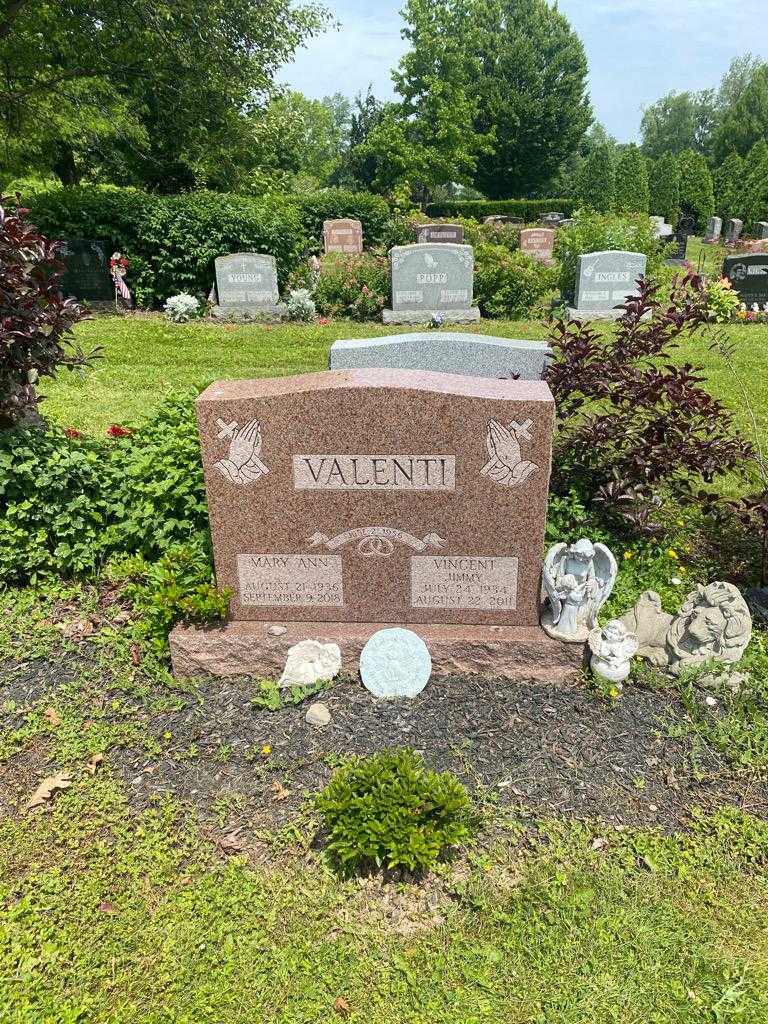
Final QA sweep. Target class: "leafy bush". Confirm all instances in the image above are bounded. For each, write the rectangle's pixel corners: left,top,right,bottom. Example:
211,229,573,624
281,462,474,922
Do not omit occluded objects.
164,293,201,323
705,277,742,322
474,244,555,318
649,153,681,225
713,152,745,226
316,749,472,874
554,210,668,301
0,199,93,427
286,288,317,321
313,252,388,320
614,145,650,215
546,273,751,531
425,198,575,221
292,189,392,248
21,186,307,307
678,149,715,231
576,145,615,213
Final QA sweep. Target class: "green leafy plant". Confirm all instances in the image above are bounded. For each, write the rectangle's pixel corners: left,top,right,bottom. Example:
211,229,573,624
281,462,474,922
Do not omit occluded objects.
474,244,555,318
252,678,328,711
316,748,472,874
313,252,388,320
705,276,742,322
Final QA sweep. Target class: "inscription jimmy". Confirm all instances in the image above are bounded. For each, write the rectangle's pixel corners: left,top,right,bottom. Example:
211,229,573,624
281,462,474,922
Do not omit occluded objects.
293,454,456,491
411,555,518,611
238,554,344,607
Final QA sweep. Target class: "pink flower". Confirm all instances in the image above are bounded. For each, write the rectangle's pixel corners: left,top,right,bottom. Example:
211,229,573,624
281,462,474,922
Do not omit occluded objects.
64,427,83,439
107,424,132,438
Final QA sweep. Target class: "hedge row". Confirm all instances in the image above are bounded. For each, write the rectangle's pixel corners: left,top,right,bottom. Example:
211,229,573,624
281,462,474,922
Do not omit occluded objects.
425,198,576,220
21,186,393,307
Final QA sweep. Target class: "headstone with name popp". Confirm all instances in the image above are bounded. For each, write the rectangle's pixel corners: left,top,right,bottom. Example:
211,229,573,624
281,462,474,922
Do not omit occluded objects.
213,253,285,319
59,239,113,303
520,228,555,264
704,217,723,244
416,223,465,244
725,219,744,245
383,243,480,324
329,332,552,381
568,250,647,320
323,219,364,255
724,254,768,306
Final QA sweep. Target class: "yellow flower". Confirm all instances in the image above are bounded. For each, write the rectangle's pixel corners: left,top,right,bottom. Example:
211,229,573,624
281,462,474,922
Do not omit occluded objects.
737,309,747,319
720,277,733,289
261,744,272,756
163,730,173,741
676,519,685,527
667,549,679,560
610,687,620,699
623,551,634,561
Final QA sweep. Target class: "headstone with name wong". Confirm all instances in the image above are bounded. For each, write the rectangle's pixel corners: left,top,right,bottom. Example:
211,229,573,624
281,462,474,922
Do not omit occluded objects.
416,223,465,244
329,332,552,381
212,253,286,320
704,217,723,244
383,243,480,324
567,250,647,320
725,219,744,246
59,239,113,303
520,228,555,264
724,253,768,306
323,219,364,255
170,369,582,682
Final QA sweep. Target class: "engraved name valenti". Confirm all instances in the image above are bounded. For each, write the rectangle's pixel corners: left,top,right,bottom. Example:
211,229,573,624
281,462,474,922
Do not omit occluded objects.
293,454,455,491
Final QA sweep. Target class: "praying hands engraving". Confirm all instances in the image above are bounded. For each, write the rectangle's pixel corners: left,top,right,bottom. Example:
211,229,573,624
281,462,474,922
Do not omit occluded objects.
214,418,269,486
481,419,538,488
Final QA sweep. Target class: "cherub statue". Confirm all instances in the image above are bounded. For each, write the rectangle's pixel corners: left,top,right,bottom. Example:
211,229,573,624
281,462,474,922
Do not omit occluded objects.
666,582,752,675
541,539,618,643
588,620,639,685
214,418,269,486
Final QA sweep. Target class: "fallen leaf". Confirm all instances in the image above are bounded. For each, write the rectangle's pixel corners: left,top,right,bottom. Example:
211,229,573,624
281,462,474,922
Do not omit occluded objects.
217,833,244,852
43,708,61,727
26,771,74,809
333,996,352,1017
271,781,290,802
130,644,142,666
98,901,119,915
591,837,609,851
86,753,105,775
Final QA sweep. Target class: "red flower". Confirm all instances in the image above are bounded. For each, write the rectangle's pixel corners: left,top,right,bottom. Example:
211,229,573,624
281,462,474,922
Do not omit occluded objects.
107,424,132,438
64,427,83,439
318,317,329,326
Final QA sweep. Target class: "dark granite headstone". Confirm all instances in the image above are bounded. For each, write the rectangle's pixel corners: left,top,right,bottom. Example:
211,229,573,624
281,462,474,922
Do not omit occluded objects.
59,239,112,302
724,254,768,305
416,223,465,244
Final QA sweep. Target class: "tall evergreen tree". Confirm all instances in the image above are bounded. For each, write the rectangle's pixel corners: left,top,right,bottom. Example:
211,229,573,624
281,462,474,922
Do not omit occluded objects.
576,144,615,212
648,153,681,223
614,144,650,214
678,149,715,230
713,152,746,224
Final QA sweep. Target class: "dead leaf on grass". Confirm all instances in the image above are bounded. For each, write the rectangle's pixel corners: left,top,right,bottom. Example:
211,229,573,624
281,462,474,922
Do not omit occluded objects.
43,708,61,727
333,997,352,1017
217,833,245,853
86,753,105,775
26,771,74,809
270,781,290,802
98,901,119,915
130,644,142,666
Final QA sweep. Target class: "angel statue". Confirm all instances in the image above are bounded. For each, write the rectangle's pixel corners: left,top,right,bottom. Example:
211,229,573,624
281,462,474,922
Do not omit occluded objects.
481,419,539,488
541,539,618,643
588,620,639,685
214,418,269,487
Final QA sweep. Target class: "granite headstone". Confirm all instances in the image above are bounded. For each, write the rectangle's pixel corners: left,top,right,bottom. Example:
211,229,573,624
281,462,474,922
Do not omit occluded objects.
724,254,768,306
520,228,555,264
758,223,768,240
704,217,723,244
59,239,113,303
416,223,465,244
329,332,552,381
568,250,647,320
323,219,364,255
383,243,480,324
725,219,744,246
212,253,285,319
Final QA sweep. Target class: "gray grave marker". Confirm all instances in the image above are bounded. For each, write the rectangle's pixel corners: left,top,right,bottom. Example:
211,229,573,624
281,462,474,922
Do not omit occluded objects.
383,243,480,324
758,223,768,240
725,219,744,245
212,253,285,319
568,250,647,320
724,254,768,306
704,217,723,243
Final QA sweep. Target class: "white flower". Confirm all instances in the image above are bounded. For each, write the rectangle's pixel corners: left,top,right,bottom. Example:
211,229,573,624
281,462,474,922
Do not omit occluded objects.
286,288,316,322
671,576,682,586
164,292,200,323
27,368,39,384
752,303,760,312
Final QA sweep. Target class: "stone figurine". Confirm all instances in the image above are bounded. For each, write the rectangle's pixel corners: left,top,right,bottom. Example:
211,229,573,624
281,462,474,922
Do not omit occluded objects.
666,582,752,675
541,539,618,642
619,590,673,667
279,640,342,688
588,620,639,684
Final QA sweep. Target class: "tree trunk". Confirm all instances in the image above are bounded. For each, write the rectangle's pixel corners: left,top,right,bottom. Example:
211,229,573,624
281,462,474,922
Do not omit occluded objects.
53,144,82,186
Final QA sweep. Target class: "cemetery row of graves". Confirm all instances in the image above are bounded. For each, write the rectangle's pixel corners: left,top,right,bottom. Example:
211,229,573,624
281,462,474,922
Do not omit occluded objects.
3,192,768,1020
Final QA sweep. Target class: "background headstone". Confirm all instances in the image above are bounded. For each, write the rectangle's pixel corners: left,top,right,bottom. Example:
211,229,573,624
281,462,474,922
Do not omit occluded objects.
59,239,113,303
329,332,552,381
539,212,564,227
666,228,690,266
725,219,744,245
196,369,554,628
383,243,480,324
758,223,768,240
704,217,723,243
213,253,285,319
520,228,555,264
650,215,674,239
323,219,363,255
569,250,647,319
416,223,465,244
723,254,768,305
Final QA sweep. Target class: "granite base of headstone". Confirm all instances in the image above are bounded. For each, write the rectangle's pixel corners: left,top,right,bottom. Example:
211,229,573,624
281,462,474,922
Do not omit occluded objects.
566,250,648,320
329,332,552,380
383,243,481,325
211,253,286,321
724,254,768,305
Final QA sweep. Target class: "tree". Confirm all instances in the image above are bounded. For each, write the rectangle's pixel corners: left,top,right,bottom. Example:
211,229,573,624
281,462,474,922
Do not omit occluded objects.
741,140,768,232
470,0,591,198
678,149,715,230
648,153,681,223
614,145,650,215
334,87,387,188
576,144,615,213
640,91,716,161
0,0,331,189
713,152,746,223
247,91,342,190
549,122,618,200
714,64,768,162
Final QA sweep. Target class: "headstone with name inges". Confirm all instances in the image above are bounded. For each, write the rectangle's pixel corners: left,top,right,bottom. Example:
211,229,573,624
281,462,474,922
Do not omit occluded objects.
59,238,113,303
383,243,480,324
725,219,744,245
520,228,555,264
416,223,465,244
323,219,364,255
758,223,768,240
704,217,722,244
212,253,285,319
568,250,647,320
723,254,768,306
329,332,552,381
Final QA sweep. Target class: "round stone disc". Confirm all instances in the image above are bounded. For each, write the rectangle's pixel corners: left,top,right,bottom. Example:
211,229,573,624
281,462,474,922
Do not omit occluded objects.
360,628,432,699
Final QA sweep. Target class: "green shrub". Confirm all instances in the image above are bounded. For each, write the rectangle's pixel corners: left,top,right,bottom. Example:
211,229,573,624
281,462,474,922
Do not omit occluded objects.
313,252,388,320
614,144,650,215
705,277,742,322
678,149,715,231
292,189,392,248
474,244,555,318
576,144,615,213
554,210,668,300
425,198,574,221
649,153,681,224
713,152,745,225
22,186,307,307
316,749,472,874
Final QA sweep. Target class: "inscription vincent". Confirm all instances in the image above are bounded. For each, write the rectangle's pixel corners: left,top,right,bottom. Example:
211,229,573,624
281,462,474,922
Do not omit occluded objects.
214,418,269,486
481,420,538,488
293,454,455,491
